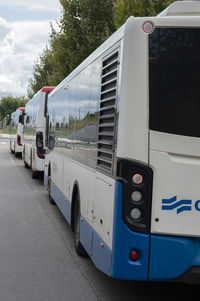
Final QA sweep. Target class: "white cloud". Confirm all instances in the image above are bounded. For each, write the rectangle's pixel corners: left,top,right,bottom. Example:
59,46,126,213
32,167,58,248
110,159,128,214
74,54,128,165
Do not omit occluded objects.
0,0,62,98
0,18,14,55
0,0,60,13
0,18,55,97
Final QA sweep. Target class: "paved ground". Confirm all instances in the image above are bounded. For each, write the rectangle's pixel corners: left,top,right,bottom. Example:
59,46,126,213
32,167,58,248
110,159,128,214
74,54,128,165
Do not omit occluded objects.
0,140,199,300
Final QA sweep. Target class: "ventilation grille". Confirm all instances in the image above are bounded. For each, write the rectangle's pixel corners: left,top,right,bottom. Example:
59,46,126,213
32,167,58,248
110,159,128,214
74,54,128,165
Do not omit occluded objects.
97,50,119,173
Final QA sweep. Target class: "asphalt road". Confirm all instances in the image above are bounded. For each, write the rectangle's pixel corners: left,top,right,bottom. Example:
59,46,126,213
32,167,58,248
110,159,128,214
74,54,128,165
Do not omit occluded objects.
0,139,199,301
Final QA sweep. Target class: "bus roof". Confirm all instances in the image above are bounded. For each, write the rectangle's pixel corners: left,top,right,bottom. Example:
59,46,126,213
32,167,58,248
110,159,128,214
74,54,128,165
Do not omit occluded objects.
157,1,200,17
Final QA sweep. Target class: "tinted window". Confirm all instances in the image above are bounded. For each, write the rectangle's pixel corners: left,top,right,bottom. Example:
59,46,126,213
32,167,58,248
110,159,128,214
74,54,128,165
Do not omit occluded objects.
24,93,40,136
149,28,200,137
47,59,100,168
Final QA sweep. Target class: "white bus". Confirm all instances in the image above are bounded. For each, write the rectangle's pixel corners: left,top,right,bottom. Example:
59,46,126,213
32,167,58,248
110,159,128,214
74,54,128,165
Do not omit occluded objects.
41,2,200,283
10,107,25,157
23,87,55,178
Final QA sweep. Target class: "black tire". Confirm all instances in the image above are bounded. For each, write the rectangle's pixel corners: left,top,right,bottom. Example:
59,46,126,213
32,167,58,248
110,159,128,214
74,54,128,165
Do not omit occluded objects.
24,161,29,169
48,174,56,205
15,152,19,158
32,170,39,179
73,194,88,257
39,171,44,180
30,150,32,169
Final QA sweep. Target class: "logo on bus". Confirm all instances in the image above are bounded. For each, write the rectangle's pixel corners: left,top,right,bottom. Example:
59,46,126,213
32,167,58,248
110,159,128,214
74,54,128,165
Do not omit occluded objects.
161,196,200,214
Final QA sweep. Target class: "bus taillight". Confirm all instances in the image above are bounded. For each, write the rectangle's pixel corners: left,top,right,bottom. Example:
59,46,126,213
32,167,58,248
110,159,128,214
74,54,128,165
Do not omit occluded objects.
117,159,153,233
37,150,45,159
130,208,142,220
17,135,22,146
132,174,143,185
131,191,142,202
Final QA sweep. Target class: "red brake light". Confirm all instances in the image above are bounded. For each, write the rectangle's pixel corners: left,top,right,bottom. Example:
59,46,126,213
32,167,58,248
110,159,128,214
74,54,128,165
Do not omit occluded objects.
17,135,22,146
129,250,140,262
37,150,45,159
132,174,143,185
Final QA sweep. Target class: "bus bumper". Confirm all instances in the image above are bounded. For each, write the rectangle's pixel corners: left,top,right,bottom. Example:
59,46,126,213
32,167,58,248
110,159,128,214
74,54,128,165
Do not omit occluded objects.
149,234,200,282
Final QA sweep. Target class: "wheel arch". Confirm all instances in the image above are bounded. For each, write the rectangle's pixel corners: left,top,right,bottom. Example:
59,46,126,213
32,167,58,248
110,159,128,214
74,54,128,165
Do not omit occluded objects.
48,161,51,176
71,180,80,231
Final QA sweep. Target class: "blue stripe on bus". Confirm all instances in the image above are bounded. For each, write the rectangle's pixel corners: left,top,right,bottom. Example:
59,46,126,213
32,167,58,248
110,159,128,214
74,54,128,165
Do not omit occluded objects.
112,181,150,280
149,234,200,280
50,180,71,225
80,217,112,276
79,217,93,257
50,180,112,276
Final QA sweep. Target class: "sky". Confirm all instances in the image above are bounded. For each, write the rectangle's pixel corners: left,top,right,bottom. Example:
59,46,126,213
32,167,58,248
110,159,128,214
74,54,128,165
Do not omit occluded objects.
0,0,61,98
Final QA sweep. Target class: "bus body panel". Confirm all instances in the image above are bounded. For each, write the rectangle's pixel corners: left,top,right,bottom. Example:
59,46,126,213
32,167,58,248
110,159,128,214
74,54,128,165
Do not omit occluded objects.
49,148,64,199
117,17,148,164
149,16,200,238
24,91,40,168
10,108,25,155
150,132,200,237
44,154,115,276
24,87,54,172
31,92,47,172
24,141,33,166
49,149,116,250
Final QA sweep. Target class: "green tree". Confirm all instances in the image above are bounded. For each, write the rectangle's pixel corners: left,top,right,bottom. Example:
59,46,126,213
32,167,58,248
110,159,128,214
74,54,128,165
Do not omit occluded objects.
28,0,115,95
27,47,53,98
58,0,115,72
47,25,71,86
0,96,28,122
114,0,175,29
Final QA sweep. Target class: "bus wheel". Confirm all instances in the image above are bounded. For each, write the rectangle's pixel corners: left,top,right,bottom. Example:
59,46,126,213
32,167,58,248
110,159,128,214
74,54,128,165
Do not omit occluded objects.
15,152,20,158
32,171,39,179
24,161,29,169
10,143,14,154
73,195,87,257
48,175,56,205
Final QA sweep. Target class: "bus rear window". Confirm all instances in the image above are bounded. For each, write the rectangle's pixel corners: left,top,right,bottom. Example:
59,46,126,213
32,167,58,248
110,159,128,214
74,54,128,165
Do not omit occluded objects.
149,28,200,138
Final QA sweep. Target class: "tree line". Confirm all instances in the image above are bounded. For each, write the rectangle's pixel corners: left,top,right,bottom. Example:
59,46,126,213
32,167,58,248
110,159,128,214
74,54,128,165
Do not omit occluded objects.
27,0,174,98
0,96,28,124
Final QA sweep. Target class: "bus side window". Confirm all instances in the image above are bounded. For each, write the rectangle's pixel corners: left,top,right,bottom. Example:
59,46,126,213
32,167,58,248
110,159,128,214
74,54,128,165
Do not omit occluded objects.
26,115,30,124
48,132,56,150
56,122,59,130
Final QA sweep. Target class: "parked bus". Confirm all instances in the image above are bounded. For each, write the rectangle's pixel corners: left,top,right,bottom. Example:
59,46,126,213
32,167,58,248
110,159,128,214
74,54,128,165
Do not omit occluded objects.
10,107,25,157
40,2,200,283
23,87,55,178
